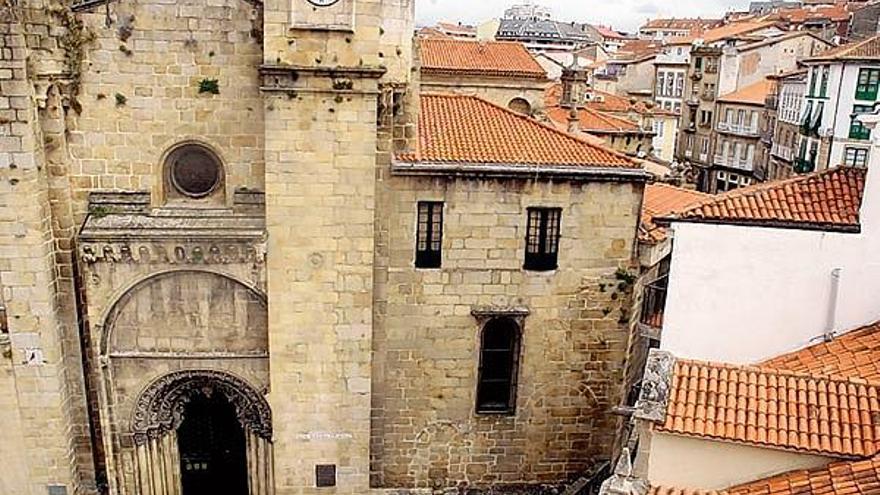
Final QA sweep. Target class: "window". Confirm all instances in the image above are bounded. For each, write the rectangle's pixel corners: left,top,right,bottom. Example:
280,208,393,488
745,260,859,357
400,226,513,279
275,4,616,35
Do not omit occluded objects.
508,98,531,115
850,105,873,140
819,66,829,97
415,202,443,268
844,147,869,167
809,67,817,96
166,144,223,198
856,68,880,101
476,318,521,414
695,57,703,70
524,208,561,271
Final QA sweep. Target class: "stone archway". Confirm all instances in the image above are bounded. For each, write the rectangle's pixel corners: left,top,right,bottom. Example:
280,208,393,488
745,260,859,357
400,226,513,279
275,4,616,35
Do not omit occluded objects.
131,370,274,495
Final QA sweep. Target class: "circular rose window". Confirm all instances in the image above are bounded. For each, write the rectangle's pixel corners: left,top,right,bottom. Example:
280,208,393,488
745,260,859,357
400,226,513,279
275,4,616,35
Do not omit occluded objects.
167,145,222,198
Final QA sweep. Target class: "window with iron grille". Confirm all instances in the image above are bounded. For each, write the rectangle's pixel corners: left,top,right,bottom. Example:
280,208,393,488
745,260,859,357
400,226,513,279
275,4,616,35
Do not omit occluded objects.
476,318,521,414
415,201,443,269
524,208,561,271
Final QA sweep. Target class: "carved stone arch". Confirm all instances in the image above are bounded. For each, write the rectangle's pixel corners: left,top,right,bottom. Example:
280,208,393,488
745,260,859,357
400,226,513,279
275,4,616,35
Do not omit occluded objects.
132,369,272,446
98,268,267,356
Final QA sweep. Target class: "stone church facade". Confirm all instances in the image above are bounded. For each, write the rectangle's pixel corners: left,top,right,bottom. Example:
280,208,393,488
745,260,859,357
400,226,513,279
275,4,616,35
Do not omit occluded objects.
0,1,648,494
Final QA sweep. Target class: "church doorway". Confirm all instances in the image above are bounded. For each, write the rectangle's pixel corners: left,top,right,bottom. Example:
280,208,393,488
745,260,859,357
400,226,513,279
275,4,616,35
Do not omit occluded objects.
178,391,249,495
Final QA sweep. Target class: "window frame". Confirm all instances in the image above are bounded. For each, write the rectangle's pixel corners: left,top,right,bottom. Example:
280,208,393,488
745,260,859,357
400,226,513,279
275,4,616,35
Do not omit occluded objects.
850,105,874,141
855,68,880,101
414,201,444,269
475,318,522,415
524,207,562,272
844,147,869,167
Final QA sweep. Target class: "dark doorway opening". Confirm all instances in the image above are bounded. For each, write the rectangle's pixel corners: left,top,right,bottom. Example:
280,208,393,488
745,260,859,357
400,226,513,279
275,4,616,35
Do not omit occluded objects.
178,391,248,495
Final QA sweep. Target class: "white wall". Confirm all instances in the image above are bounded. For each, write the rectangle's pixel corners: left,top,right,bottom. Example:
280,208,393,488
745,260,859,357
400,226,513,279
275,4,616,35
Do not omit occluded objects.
646,433,836,489
661,149,880,364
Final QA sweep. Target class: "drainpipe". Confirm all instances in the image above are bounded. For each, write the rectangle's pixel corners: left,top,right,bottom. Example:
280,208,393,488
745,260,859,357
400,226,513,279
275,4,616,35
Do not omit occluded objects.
826,63,846,170
825,268,842,342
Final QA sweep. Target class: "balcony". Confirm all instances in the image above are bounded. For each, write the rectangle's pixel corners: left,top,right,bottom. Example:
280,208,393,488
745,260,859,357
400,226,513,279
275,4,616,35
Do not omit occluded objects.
771,143,793,161
684,149,693,158
717,122,759,137
698,152,709,162
713,154,755,171
640,277,668,331
686,96,700,106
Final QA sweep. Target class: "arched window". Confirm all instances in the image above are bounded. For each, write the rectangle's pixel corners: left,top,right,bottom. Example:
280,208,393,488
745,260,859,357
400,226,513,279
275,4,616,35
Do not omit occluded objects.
476,318,521,414
508,98,532,115
164,142,225,201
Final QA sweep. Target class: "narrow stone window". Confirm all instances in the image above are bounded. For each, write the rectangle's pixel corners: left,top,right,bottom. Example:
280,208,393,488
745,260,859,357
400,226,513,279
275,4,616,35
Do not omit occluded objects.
524,207,561,271
476,318,521,414
415,201,443,269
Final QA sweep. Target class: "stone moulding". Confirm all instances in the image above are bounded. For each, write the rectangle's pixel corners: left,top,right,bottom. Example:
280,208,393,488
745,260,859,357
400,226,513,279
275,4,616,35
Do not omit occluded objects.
79,242,267,265
391,161,653,182
633,349,674,423
132,369,272,445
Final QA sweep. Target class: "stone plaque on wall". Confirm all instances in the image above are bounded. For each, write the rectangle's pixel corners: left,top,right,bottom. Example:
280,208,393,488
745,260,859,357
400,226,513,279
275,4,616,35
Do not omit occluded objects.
290,0,355,31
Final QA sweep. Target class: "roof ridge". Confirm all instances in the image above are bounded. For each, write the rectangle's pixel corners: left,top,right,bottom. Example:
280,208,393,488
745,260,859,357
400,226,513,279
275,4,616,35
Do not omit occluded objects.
677,356,880,388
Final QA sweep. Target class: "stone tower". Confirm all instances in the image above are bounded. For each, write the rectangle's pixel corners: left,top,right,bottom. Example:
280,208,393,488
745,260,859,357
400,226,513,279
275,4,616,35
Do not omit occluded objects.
260,0,414,493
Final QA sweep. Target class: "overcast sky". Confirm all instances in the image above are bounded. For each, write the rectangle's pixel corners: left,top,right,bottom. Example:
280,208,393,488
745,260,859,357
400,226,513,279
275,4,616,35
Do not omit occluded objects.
415,0,752,32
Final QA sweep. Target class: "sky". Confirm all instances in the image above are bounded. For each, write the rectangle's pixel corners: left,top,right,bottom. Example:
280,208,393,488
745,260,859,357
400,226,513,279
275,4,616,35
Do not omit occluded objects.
415,0,753,33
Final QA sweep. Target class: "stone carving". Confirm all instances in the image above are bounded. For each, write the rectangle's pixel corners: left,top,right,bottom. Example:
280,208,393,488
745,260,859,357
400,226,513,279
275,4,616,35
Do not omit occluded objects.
132,369,272,445
598,448,648,495
634,349,675,423
80,242,267,265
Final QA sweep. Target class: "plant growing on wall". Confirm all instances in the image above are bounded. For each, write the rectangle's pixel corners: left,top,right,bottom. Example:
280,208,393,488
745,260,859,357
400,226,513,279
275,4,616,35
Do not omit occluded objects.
198,78,220,95
50,1,97,114
114,93,127,106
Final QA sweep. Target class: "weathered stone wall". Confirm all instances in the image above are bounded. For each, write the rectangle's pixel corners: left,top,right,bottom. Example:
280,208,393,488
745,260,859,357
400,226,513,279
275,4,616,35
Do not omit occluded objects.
68,0,265,221
0,9,92,494
371,176,643,490
260,1,414,493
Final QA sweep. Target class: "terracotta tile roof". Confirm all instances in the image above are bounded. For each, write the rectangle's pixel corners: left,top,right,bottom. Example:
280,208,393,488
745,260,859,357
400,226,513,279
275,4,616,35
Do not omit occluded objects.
640,184,712,243
729,456,880,495
595,25,627,40
698,21,781,43
660,358,880,458
717,79,774,105
420,39,547,79
808,35,880,62
651,457,880,495
764,322,880,383
546,106,641,133
435,22,477,36
398,93,640,169
772,4,851,24
659,166,867,232
544,84,652,115
642,18,722,31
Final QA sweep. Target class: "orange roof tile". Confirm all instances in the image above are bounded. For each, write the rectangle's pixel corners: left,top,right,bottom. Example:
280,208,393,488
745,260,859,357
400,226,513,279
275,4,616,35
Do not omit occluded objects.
642,18,722,31
546,106,640,133
808,35,880,63
544,84,652,115
718,79,774,106
398,94,640,170
698,21,780,43
641,184,712,243
772,4,851,24
651,457,880,495
764,322,880,383
660,358,880,458
420,39,547,79
659,166,867,232
730,456,880,495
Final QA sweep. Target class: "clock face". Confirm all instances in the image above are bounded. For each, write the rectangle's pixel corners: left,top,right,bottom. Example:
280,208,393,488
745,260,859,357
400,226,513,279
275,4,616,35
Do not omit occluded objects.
306,0,341,6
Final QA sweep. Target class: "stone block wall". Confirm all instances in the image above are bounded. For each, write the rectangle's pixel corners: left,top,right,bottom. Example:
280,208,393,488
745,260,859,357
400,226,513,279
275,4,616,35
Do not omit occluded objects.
420,73,549,116
68,0,266,221
0,11,91,494
371,175,643,490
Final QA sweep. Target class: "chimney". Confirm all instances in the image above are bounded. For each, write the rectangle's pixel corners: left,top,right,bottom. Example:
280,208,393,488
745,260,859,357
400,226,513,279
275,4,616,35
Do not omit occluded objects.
567,107,580,134
560,65,590,109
